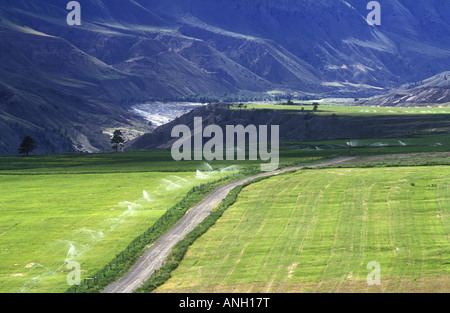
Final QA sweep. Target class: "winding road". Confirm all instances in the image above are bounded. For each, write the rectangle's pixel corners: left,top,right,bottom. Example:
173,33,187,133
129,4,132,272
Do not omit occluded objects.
102,157,355,293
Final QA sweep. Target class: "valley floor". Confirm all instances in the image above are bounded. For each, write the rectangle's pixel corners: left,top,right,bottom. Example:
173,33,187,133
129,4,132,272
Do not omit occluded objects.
155,166,449,293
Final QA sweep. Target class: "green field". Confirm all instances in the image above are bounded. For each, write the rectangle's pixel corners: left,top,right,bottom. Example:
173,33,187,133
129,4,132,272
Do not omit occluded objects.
0,104,449,293
155,166,450,293
0,164,230,292
0,151,324,293
232,103,450,116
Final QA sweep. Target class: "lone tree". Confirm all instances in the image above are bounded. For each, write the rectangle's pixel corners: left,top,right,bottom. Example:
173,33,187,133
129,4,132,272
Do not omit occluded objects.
18,136,37,157
111,130,125,152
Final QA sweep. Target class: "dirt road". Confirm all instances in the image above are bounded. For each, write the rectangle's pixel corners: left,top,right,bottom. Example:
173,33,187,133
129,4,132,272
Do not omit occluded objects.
102,157,354,293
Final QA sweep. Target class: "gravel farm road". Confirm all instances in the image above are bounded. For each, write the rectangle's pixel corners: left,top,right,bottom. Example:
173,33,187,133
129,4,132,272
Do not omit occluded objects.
102,157,355,293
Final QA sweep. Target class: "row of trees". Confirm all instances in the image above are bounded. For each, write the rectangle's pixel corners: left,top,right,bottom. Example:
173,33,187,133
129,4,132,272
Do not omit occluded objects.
17,130,126,157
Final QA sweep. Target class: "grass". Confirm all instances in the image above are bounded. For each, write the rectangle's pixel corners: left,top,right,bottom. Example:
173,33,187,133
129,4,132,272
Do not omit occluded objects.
281,132,450,156
0,150,324,293
0,170,231,293
337,153,450,168
135,177,268,293
0,150,322,174
231,102,450,156
154,166,450,293
231,103,450,116
0,102,448,293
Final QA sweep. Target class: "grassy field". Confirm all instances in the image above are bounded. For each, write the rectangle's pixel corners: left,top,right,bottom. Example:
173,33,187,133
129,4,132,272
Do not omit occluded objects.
232,103,450,116
1,103,448,293
231,103,450,158
155,166,450,293
0,151,325,293
282,133,450,153
0,164,230,292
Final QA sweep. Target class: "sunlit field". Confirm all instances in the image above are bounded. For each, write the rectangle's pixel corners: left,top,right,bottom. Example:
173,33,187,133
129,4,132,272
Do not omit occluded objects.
0,151,257,293
0,151,323,293
232,103,450,116
156,166,449,293
1,104,448,293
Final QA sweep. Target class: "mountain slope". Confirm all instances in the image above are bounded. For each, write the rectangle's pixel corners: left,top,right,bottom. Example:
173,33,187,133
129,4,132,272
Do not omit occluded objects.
358,72,450,107
0,25,152,154
144,0,450,87
1,0,450,154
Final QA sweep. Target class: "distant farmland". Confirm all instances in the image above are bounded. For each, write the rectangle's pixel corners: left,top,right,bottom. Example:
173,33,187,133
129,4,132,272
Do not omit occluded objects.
232,103,450,116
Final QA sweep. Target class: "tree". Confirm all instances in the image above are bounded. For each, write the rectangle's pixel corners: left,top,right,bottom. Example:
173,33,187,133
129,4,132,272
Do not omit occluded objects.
18,136,37,157
313,104,319,112
111,130,125,152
